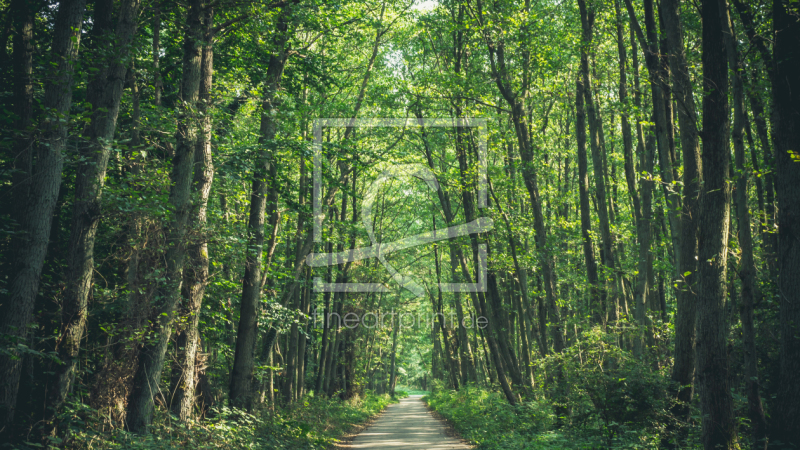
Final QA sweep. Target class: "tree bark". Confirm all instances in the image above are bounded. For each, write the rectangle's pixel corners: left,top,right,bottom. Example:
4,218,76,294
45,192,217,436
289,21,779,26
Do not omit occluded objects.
228,9,291,410
660,0,702,416
695,0,737,446
625,0,683,271
170,8,215,421
0,0,87,431
53,0,141,417
575,62,601,326
720,4,767,446
579,0,613,326
125,0,203,433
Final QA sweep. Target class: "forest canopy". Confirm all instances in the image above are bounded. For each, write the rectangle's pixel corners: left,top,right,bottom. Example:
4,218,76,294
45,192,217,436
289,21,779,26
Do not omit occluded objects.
0,0,799,448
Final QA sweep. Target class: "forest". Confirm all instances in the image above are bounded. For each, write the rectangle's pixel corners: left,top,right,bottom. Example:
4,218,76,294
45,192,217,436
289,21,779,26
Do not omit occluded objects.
0,0,798,448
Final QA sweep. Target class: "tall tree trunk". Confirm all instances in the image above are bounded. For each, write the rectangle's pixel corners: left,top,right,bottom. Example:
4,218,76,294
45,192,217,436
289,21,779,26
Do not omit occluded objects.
314,243,334,393
695,0,737,446
575,61,601,326
125,0,203,433
660,0,702,416
720,4,767,447
625,0,683,270
53,0,141,417
579,0,613,326
772,0,800,445
434,243,460,390
170,9,214,421
731,0,778,273
228,10,291,409
418,115,479,382
476,0,564,357
0,0,86,431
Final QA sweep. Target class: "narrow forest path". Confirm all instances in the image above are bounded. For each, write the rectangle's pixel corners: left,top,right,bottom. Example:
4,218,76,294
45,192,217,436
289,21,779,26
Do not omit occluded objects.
338,395,471,449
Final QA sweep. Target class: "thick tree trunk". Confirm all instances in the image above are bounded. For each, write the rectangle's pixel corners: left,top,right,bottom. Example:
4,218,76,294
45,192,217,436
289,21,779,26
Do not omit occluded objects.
695,0,737,446
772,0,800,445
170,11,214,421
53,0,141,417
0,0,86,431
125,0,203,433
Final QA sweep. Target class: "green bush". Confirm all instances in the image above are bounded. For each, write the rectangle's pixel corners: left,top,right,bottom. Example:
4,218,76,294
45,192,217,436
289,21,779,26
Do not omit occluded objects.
60,391,395,450
393,389,409,399
424,329,690,449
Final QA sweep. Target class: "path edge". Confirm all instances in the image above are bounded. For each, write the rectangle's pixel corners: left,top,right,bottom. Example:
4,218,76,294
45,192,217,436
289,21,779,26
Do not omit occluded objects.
332,397,396,449
422,396,476,449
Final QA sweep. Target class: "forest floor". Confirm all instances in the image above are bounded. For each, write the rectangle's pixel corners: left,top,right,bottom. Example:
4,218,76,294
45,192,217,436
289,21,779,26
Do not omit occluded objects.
338,395,472,449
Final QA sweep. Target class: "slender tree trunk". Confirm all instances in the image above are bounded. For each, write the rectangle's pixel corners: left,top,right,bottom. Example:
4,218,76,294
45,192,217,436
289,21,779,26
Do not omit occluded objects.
575,66,601,326
314,243,333,393
476,0,564,356
229,10,291,409
389,317,399,397
660,0,702,416
719,5,768,447
625,0,683,271
0,0,86,431
434,243,460,390
125,0,203,433
731,0,778,272
579,0,613,326
695,0,737,446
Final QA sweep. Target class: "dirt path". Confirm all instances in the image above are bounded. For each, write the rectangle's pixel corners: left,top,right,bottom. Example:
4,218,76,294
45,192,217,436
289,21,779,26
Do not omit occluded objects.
339,394,471,449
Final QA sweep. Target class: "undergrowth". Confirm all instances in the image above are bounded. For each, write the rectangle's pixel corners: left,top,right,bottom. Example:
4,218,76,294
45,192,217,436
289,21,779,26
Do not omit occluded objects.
47,391,395,450
425,329,701,449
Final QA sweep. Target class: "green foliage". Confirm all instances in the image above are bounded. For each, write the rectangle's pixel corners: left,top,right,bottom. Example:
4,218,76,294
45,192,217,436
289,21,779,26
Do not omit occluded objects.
426,329,695,449
56,392,395,450
394,385,429,396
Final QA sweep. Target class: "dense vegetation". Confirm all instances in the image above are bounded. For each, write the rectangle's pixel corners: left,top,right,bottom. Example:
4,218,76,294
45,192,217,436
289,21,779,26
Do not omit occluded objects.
0,0,798,448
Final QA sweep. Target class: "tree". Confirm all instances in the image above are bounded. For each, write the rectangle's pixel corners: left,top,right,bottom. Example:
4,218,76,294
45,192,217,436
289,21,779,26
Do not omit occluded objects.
0,0,87,432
